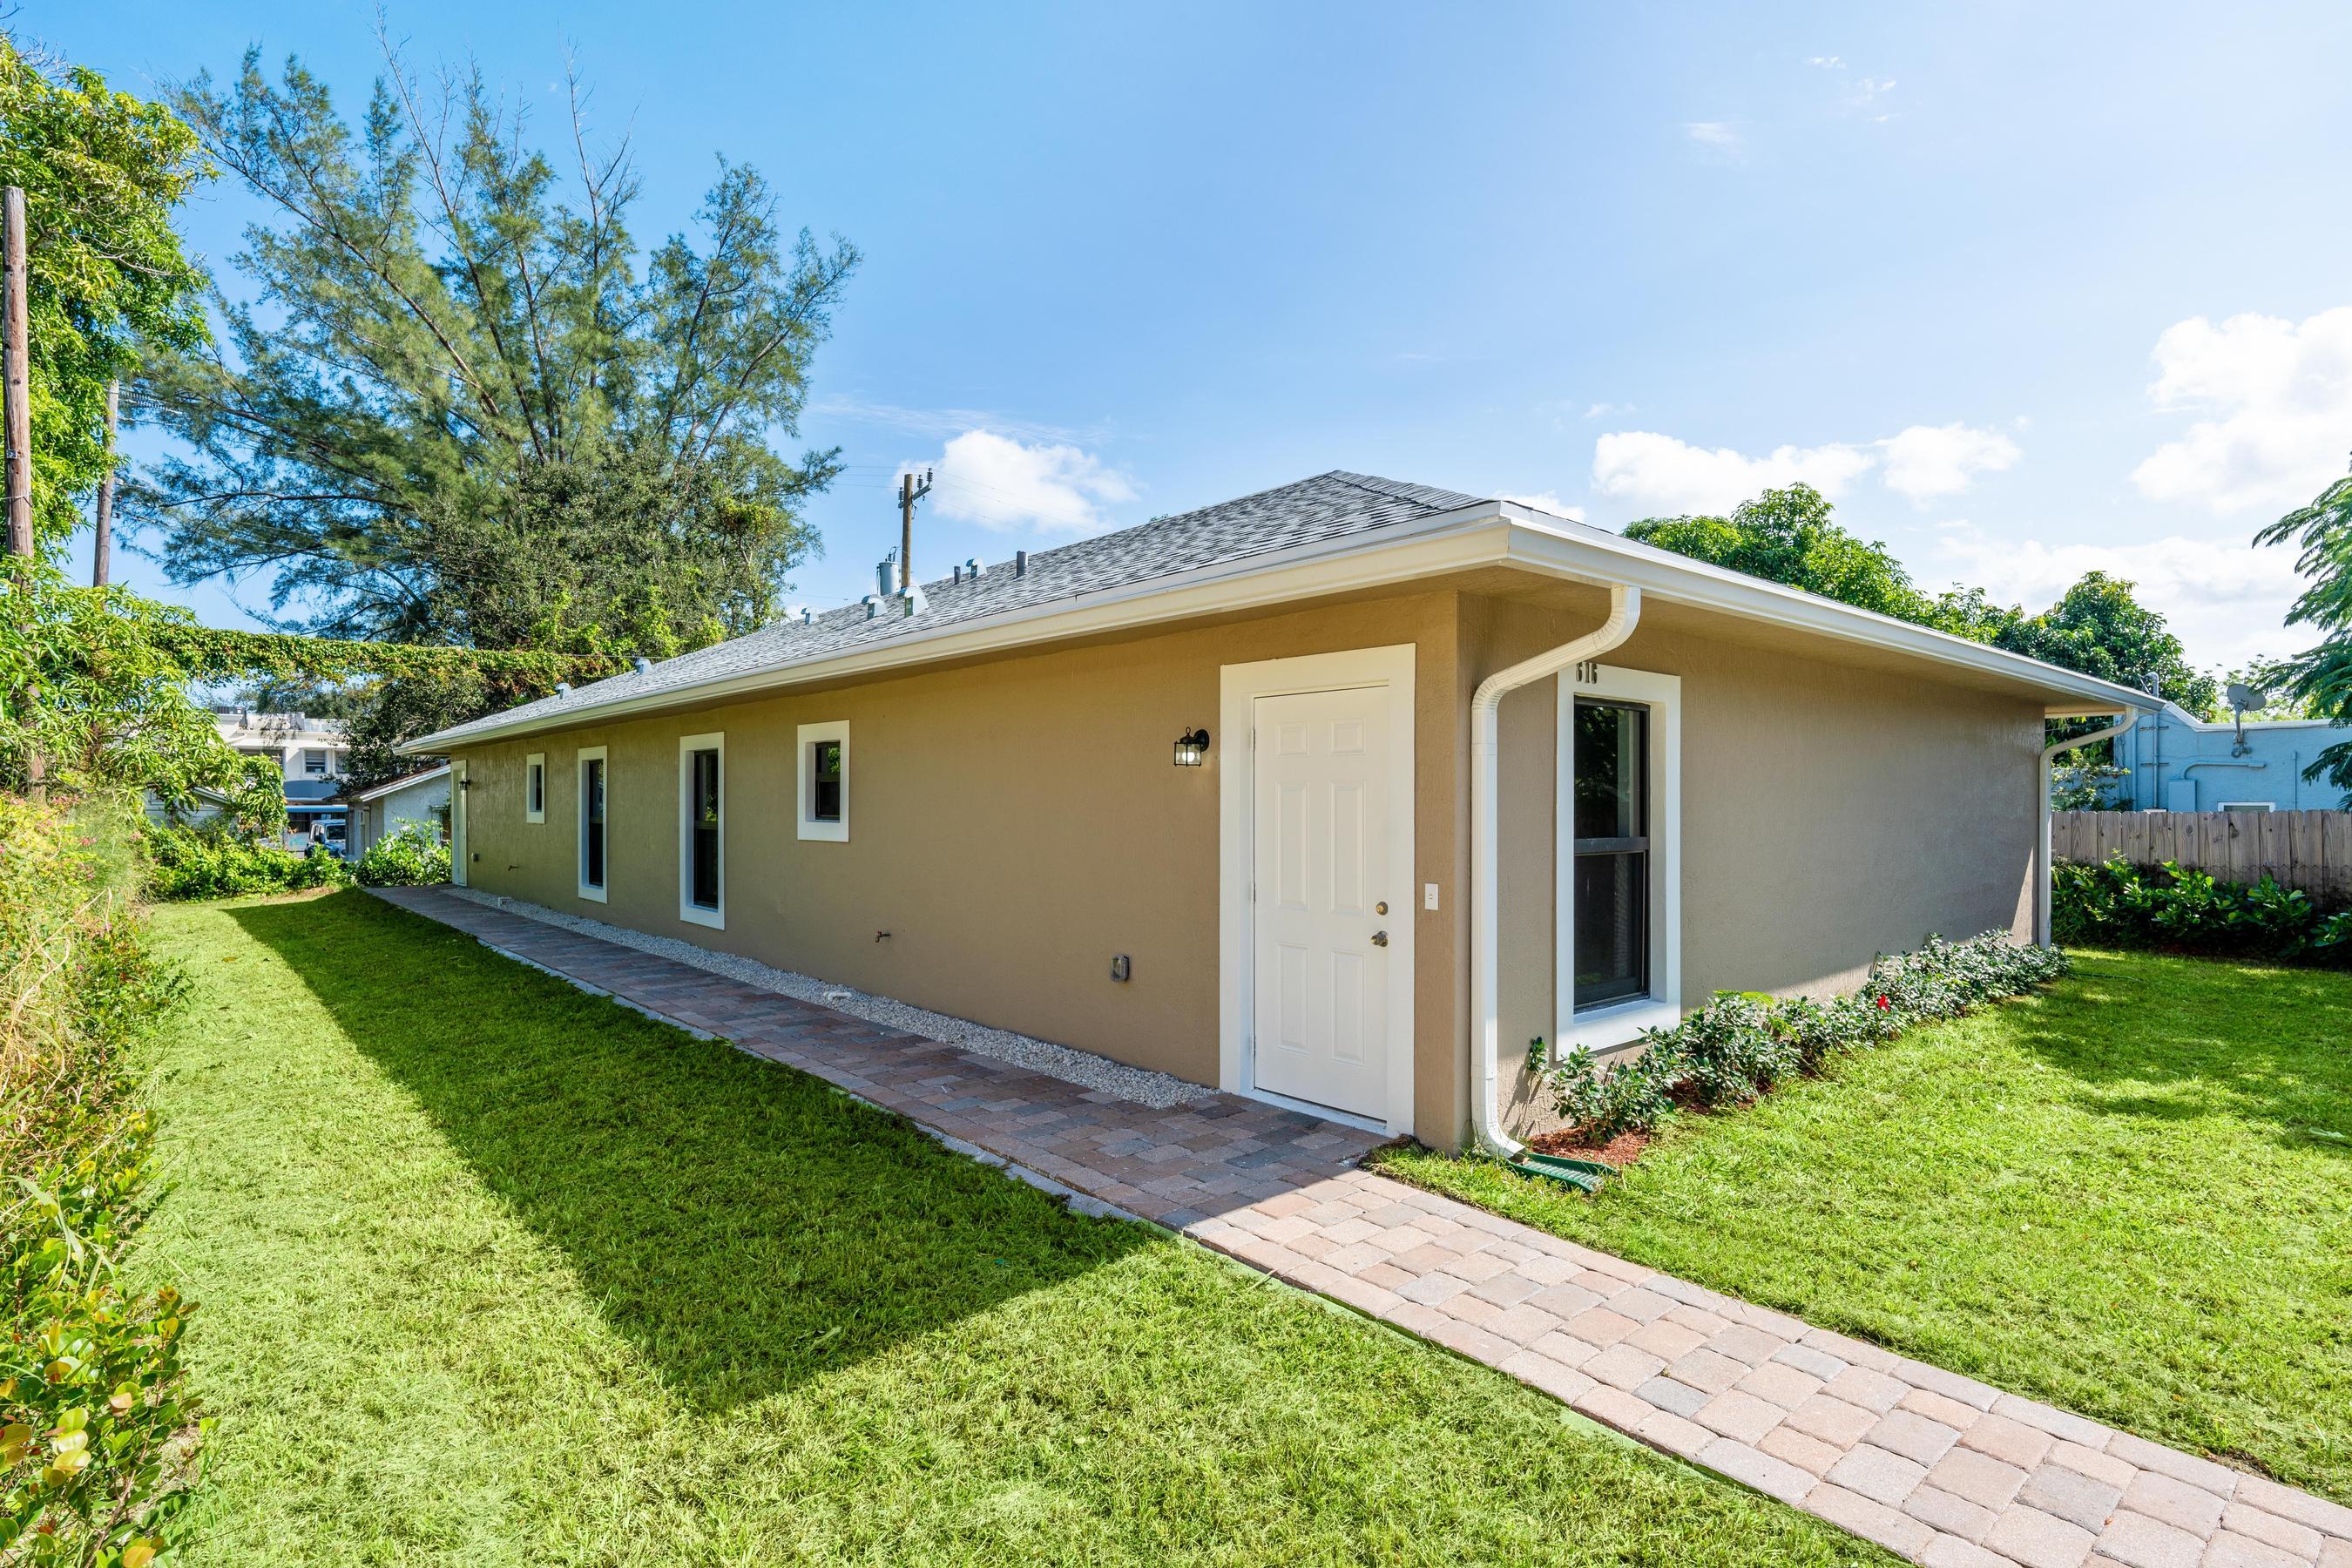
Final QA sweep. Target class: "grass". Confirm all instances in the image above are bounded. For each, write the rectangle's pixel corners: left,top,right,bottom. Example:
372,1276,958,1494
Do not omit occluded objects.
135,889,1888,1567
1376,949,2352,1504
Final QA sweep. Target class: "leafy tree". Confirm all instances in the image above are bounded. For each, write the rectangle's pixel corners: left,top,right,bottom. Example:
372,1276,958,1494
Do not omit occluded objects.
0,34,208,550
1990,571,2216,716
128,41,857,651
1624,484,1936,623
2254,470,2352,799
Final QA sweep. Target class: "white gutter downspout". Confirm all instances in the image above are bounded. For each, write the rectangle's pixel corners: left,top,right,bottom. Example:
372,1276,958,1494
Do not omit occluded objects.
2038,713,2139,946
1470,584,1641,1162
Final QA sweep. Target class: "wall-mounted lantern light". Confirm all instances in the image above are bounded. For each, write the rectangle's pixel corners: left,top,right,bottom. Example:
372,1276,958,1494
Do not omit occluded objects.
1173,728,1211,767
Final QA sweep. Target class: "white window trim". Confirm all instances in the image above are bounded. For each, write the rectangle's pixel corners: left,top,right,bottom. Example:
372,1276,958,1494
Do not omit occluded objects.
797,720,849,841
577,745,609,903
449,760,469,888
1217,643,1416,1139
525,753,546,824
677,733,725,929
1555,664,1681,1056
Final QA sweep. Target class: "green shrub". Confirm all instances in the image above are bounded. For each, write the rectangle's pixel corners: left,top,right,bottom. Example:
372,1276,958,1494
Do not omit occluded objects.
354,823,450,888
143,822,351,902
3,794,206,1565
2053,855,2343,963
1538,930,2067,1144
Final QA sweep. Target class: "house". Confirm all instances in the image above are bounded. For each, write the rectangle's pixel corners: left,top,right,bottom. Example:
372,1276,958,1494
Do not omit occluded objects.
2106,699,2345,812
402,471,2148,1155
149,709,356,852
342,765,452,861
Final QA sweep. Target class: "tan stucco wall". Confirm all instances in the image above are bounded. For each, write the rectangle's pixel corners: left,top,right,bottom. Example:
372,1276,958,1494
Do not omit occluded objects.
449,584,2044,1153
1481,596,2044,1137
450,592,1472,1142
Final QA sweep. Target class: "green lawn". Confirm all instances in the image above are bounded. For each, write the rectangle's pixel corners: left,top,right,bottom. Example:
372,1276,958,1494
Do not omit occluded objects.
137,890,1884,1567
1377,949,2352,1504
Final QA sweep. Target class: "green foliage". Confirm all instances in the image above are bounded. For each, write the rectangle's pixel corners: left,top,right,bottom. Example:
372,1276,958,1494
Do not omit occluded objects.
2052,855,2348,963
2049,756,2130,810
1537,932,2067,1141
142,823,349,902
1,794,205,1565
0,34,209,551
131,42,857,652
2254,472,2352,799
1992,571,2218,720
1624,484,1936,623
353,823,449,888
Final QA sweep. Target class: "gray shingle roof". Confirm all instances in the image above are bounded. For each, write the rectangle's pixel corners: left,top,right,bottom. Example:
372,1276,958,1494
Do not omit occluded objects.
416,470,1484,748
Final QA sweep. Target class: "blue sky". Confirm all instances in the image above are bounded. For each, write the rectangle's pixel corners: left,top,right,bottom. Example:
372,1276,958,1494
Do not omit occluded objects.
36,1,2352,672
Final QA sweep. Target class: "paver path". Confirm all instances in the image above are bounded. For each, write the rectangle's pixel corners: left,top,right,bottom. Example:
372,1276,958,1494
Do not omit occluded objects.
372,886,2352,1568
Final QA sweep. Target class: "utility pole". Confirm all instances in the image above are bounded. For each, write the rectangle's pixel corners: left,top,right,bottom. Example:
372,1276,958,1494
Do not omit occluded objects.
3,185,40,801
92,378,117,585
896,467,933,592
4,187,30,559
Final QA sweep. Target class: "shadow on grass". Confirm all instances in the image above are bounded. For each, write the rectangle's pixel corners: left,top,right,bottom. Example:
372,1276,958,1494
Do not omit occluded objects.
2007,954,2352,1155
228,889,1144,1409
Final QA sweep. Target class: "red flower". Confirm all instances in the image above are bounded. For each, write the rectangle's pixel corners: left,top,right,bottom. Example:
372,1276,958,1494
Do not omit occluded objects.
1875,995,1891,1010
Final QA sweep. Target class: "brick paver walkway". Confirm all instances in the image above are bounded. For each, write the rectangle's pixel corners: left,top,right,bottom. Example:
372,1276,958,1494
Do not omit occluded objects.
374,886,2352,1568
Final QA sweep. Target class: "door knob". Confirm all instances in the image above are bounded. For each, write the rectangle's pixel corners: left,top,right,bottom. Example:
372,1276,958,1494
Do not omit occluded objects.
1375,900,1389,915
1370,930,1389,947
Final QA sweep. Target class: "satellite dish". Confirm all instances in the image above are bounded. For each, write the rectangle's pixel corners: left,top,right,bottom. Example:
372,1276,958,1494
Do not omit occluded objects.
2227,681,2267,713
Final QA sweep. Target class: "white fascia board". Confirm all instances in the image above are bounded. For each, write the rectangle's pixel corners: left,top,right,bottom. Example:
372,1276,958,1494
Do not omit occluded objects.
404,500,2155,752
1493,510,2158,718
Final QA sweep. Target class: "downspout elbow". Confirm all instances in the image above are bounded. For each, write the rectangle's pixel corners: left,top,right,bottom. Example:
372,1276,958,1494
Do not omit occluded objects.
1471,584,1641,1166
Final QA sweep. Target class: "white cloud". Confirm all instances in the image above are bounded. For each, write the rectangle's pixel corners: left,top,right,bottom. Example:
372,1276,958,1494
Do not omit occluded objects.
1592,430,1876,514
1584,402,1632,420
1502,492,1585,522
1879,422,2022,501
1683,122,1745,161
1931,524,2307,670
2130,307,2352,513
913,430,1136,534
1806,55,1845,69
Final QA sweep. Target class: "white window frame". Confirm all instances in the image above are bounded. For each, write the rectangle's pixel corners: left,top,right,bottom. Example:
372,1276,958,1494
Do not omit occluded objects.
525,753,546,824
577,745,609,903
677,732,725,929
303,747,329,777
797,720,849,841
1555,663,1681,1055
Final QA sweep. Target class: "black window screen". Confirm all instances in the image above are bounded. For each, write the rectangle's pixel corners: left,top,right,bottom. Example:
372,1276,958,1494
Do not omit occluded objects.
689,748,720,908
582,759,606,889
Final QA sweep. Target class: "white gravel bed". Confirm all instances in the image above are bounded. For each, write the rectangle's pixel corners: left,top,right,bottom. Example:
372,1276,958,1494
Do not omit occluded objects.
437,886,1215,1109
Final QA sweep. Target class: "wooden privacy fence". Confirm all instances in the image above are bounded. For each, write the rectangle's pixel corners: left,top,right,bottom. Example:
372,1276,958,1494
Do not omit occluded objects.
2053,810,2352,902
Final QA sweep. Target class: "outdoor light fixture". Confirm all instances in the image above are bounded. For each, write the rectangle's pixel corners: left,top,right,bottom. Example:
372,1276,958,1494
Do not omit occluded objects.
1173,728,1211,767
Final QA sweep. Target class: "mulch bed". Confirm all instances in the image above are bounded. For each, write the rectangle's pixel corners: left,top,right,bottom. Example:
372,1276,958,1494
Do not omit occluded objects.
1527,1125,1651,1168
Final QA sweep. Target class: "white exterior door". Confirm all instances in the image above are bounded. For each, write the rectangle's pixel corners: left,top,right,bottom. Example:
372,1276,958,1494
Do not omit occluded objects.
449,761,468,886
1250,686,1393,1121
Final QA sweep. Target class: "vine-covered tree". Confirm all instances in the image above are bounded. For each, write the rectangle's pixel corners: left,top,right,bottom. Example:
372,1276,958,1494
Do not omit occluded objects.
127,40,858,654
0,33,208,550
2255,468,2352,800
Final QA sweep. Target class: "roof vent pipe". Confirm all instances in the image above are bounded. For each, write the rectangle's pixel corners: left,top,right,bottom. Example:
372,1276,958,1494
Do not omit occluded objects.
2038,712,2139,945
902,585,928,615
862,594,882,620
554,681,572,696
1016,550,1029,577
964,557,984,578
1470,583,1641,1165
631,656,652,674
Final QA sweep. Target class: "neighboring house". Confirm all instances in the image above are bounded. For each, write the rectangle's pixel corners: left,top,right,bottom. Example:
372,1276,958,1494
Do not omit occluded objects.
343,766,452,861
402,470,2147,1153
2107,700,2347,813
152,710,355,852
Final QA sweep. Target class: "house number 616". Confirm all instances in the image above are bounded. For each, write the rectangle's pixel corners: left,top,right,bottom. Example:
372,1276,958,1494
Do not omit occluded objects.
1573,660,1601,685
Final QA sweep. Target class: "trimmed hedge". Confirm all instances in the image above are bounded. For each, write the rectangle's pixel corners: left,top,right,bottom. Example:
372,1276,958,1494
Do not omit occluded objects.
1538,932,2069,1143
2053,855,2352,963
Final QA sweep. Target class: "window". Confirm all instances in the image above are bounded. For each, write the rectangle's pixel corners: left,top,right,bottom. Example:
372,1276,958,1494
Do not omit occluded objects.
2218,801,2274,814
1571,700,1648,1011
1555,665,1680,1053
678,733,723,928
303,748,329,776
797,720,848,841
578,747,608,902
525,754,545,823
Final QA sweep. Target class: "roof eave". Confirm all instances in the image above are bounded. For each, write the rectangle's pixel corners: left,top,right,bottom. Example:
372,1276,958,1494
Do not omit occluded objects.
404,503,2152,752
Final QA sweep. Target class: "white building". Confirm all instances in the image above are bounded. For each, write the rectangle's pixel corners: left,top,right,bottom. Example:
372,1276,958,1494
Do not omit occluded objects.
344,765,452,862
